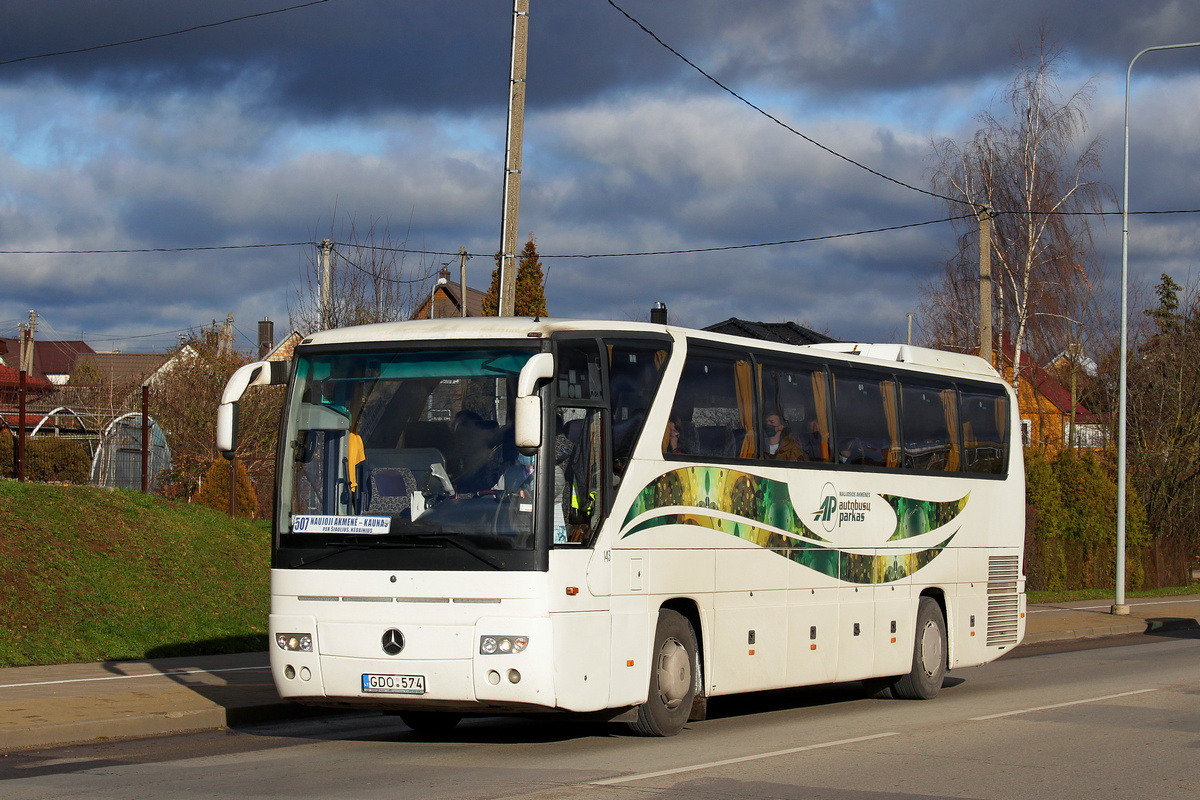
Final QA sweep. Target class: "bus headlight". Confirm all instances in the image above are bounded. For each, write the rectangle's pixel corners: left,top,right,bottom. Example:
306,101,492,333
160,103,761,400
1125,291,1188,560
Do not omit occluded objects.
480,635,528,655
276,632,313,652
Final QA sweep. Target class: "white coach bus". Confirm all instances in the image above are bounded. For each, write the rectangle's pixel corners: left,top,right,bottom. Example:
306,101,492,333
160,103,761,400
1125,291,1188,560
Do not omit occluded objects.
217,317,1024,736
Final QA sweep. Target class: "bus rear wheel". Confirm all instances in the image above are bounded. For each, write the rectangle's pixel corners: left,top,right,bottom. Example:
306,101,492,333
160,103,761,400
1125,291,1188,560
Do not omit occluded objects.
628,609,697,737
892,596,947,700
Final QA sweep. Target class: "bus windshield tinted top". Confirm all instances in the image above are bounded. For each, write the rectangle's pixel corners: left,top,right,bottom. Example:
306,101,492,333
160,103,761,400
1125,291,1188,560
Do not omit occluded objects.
277,347,542,571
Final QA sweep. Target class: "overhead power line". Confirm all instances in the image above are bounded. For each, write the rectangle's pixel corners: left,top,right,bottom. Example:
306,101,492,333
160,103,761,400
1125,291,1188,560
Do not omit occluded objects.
0,0,331,68
0,242,308,255
341,215,977,260
329,246,438,285
1,209,1197,259
605,0,967,207
541,216,976,258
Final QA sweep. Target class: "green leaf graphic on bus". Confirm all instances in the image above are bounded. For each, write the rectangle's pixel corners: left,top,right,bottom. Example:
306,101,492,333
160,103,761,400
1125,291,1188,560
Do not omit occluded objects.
621,466,829,543
882,493,970,541
620,467,960,584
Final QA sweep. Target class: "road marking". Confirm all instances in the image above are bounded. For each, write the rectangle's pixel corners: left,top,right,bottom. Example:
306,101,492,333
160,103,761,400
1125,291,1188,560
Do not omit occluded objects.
590,731,900,786
970,688,1159,720
0,666,269,689
1028,598,1200,614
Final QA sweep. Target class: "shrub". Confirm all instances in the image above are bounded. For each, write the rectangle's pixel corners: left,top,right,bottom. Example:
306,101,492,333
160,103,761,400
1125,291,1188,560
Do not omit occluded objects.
0,429,11,479
0,432,90,484
192,458,258,518
1024,450,1066,591
1025,448,1152,592
26,438,91,484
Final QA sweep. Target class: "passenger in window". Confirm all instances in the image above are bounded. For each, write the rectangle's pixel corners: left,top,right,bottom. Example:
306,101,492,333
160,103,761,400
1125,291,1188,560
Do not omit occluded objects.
665,413,690,454
763,412,806,461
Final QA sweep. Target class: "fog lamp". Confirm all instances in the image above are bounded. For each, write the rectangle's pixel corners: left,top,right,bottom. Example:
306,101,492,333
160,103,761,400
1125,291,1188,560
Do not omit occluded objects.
480,635,529,655
276,632,313,652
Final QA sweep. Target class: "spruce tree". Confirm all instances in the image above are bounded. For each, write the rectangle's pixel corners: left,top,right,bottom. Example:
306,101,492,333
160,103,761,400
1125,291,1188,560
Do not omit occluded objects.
481,235,548,317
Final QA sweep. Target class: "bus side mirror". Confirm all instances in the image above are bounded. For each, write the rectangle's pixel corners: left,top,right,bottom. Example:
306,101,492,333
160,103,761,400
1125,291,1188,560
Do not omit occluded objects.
514,353,554,455
216,402,240,458
216,360,289,457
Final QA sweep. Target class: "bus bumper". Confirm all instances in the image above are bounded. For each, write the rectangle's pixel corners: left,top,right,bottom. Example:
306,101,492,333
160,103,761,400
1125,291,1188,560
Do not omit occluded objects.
269,614,556,711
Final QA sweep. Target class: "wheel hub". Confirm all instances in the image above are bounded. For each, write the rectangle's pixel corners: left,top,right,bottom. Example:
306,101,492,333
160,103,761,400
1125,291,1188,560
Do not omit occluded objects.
919,620,944,678
655,637,691,709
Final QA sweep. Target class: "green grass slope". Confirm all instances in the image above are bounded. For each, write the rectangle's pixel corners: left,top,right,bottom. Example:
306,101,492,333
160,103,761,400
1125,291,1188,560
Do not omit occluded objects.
0,480,269,667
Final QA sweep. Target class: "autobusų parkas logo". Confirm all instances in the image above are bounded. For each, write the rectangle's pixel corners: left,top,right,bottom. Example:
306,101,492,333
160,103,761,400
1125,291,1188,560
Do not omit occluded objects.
813,481,871,533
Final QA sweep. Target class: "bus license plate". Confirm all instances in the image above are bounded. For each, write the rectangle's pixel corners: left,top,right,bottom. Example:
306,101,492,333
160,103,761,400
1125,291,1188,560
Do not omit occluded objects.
362,673,426,695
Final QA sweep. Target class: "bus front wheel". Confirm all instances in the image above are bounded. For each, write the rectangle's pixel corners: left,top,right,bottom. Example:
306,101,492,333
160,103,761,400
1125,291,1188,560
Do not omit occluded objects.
628,609,697,737
892,596,947,700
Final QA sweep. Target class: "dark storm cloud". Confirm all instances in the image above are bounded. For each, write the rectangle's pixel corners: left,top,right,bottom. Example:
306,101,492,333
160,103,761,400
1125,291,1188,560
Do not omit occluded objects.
5,1,1199,122
2,0,1199,348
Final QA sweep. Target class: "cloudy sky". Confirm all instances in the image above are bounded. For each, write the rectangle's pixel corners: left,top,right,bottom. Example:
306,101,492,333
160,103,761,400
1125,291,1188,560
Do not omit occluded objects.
2,0,1198,353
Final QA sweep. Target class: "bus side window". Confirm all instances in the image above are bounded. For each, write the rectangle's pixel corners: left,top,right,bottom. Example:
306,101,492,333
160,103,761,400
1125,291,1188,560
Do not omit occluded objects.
669,347,756,460
900,382,959,471
607,340,671,477
554,407,604,546
960,389,1009,474
832,372,899,468
760,361,831,462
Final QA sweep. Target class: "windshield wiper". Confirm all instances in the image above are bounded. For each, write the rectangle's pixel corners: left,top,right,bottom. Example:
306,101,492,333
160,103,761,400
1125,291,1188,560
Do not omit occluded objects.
293,543,369,569
405,533,504,570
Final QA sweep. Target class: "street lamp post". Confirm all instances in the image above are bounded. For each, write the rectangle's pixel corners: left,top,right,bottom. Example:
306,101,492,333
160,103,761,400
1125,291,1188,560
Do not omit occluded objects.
1115,41,1200,615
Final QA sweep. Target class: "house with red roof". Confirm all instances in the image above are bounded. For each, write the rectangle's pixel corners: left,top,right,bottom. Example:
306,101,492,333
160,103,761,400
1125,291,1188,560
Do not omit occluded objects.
1000,338,1105,452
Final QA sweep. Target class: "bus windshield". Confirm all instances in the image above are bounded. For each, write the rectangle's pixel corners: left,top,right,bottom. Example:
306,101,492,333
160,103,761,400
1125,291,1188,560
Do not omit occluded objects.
276,346,542,571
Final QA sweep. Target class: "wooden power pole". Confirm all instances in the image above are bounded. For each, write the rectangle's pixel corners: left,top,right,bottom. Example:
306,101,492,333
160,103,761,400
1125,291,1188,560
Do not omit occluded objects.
977,205,995,366
498,0,529,317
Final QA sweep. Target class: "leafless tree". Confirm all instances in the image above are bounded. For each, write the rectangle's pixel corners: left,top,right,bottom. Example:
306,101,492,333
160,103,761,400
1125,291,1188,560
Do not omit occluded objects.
150,327,282,516
927,30,1114,392
289,214,436,333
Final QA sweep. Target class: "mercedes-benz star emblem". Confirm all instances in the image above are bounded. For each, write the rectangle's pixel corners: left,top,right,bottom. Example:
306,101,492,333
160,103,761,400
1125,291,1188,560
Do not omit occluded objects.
381,628,405,656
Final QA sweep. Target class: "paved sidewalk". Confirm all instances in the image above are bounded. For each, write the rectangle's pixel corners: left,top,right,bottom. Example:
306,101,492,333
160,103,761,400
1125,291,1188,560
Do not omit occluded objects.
2,594,1198,753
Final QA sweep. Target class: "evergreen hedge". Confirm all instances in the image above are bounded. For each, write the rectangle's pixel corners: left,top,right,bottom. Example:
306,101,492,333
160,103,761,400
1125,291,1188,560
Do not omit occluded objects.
0,430,91,484
1024,449,1150,591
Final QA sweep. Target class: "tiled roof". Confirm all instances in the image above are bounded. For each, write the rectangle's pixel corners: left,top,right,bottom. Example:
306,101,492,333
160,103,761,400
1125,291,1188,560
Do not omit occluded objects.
73,352,170,387
703,318,837,345
0,338,96,381
1001,340,1099,422
412,279,490,319
0,364,55,402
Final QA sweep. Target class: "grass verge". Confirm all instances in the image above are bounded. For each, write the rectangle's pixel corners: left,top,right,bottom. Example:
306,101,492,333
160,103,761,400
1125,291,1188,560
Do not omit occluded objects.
1027,584,1199,604
0,480,269,667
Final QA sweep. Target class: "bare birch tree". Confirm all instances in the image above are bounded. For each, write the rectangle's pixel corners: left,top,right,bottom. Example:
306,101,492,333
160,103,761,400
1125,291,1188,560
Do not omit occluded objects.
926,31,1113,393
289,215,436,333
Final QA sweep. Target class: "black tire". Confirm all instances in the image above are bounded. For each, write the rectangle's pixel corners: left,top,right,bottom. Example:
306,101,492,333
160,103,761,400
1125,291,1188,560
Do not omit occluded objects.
398,711,462,734
892,596,947,700
628,609,698,737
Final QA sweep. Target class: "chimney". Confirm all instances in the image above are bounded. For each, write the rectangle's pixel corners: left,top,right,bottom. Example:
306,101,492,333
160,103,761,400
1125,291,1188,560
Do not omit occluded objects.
650,302,668,325
258,318,275,359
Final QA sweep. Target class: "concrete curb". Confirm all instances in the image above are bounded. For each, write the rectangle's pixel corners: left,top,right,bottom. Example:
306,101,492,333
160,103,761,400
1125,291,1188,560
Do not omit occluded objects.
0,707,229,752
1023,615,1200,645
0,701,343,752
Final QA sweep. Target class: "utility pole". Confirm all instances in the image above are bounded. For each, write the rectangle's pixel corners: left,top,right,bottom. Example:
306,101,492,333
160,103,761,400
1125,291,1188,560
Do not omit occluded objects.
498,0,529,317
977,205,995,366
21,310,36,374
459,247,469,317
320,238,334,330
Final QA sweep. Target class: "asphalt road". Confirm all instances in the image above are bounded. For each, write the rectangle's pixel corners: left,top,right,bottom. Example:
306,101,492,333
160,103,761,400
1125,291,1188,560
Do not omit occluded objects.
2,628,1197,800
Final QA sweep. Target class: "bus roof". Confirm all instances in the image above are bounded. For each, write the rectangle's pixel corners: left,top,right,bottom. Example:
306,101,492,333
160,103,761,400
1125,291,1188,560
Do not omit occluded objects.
297,318,1001,381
